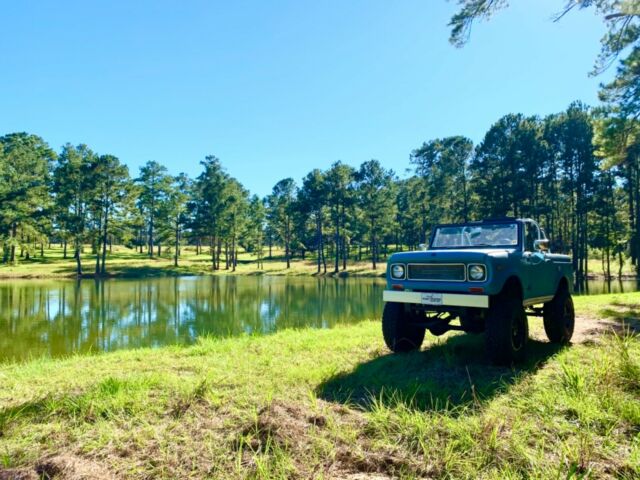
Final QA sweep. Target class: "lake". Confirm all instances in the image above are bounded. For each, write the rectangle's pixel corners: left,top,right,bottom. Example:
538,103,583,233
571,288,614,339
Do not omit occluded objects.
0,276,385,362
0,276,638,362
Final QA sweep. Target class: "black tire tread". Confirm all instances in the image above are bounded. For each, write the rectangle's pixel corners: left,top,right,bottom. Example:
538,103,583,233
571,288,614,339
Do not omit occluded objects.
543,285,575,344
485,295,528,365
382,302,425,353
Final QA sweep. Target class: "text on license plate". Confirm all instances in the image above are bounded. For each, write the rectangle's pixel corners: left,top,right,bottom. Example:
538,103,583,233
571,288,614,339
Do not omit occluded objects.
421,293,443,305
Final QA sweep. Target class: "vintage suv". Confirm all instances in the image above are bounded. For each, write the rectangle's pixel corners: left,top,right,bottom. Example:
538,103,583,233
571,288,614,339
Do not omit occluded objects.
382,218,575,364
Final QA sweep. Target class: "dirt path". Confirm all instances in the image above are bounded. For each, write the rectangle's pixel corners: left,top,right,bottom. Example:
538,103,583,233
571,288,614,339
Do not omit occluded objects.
530,302,640,344
571,315,624,343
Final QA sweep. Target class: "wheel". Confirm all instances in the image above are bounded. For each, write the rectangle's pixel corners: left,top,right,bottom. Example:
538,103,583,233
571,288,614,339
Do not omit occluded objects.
485,295,528,365
543,285,574,344
382,302,426,353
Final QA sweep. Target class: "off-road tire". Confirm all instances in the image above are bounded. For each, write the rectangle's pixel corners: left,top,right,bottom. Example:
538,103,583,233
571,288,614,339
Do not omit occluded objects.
485,295,528,365
382,302,425,353
543,285,575,344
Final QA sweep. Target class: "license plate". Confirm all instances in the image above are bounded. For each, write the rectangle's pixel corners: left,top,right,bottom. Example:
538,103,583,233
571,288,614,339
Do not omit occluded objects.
421,293,443,305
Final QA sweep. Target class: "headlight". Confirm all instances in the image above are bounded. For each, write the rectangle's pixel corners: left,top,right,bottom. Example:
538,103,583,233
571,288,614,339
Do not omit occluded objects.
391,264,405,279
468,264,486,281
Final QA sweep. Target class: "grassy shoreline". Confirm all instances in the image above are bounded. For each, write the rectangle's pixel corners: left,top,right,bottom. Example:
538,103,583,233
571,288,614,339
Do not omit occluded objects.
2,245,638,280
1,292,639,478
0,245,386,280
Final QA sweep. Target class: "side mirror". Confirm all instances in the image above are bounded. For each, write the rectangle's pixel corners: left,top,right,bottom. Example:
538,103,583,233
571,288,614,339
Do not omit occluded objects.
419,243,427,251
534,239,549,252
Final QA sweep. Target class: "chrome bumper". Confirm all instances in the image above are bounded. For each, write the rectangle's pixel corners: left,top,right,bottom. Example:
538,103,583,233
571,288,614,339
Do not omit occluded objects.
383,290,489,308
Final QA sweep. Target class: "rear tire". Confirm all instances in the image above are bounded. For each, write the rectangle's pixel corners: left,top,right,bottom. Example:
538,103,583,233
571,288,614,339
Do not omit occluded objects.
382,302,425,353
543,285,574,344
485,295,528,365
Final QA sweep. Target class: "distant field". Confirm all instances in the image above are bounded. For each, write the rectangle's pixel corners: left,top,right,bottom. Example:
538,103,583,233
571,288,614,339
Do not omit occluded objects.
0,244,636,280
0,292,639,478
0,245,387,279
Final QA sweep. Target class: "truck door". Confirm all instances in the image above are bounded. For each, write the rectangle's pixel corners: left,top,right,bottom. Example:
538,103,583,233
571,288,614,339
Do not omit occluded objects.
522,221,553,302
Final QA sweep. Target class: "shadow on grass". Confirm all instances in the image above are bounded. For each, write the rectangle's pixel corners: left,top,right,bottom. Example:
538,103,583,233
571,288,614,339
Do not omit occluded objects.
13,256,60,265
598,304,640,335
318,333,563,412
46,264,193,278
112,265,185,277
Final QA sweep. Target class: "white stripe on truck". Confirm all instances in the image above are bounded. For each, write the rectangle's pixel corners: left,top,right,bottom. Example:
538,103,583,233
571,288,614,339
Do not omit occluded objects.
383,290,489,308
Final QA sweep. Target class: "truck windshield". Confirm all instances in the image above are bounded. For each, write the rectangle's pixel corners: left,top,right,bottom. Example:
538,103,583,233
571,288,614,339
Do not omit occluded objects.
431,223,519,249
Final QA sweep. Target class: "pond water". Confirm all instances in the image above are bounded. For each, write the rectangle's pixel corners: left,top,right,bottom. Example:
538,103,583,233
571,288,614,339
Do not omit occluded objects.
0,276,638,362
579,279,640,295
0,276,385,362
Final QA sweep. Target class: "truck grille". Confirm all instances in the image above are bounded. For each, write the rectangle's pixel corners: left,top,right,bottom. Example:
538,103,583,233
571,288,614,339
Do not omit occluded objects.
407,263,465,281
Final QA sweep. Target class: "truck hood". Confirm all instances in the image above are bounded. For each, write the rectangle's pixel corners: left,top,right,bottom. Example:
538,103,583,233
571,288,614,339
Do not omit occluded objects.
389,248,515,263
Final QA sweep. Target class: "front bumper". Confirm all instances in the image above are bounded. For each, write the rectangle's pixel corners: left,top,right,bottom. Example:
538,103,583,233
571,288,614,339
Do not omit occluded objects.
383,290,489,308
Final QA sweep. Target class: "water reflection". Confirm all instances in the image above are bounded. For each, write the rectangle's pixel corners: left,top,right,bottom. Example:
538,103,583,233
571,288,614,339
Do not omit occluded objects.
0,276,385,362
577,279,640,295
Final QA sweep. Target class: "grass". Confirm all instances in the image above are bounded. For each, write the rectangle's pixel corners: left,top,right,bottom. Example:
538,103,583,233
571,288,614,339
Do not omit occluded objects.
2,244,637,280
0,293,639,478
589,249,638,279
0,245,387,279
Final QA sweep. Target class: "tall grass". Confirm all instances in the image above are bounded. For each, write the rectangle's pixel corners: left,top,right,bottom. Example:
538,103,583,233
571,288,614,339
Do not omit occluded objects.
0,293,638,478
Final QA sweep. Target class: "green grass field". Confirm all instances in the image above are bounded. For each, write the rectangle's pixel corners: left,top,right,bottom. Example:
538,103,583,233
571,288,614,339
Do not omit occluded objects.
0,292,639,479
0,245,386,279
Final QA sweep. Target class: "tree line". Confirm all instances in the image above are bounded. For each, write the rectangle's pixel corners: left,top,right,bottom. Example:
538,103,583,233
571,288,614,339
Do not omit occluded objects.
1,100,639,286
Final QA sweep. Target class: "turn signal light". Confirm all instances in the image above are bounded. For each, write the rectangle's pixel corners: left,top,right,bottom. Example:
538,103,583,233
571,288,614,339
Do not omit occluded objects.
391,284,405,291
468,287,484,294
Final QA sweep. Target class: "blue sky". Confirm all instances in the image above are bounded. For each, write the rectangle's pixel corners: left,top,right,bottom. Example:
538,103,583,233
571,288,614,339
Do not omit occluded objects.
1,0,611,196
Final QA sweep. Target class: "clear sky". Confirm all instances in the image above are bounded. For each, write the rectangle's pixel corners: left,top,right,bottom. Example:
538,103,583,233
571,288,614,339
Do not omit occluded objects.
1,0,612,196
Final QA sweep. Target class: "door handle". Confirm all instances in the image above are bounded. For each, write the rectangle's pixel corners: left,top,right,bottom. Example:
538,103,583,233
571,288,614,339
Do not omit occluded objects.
529,254,544,265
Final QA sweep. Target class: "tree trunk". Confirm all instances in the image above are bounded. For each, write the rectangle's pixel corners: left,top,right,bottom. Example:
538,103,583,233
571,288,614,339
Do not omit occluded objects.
635,159,640,275
342,236,347,271
371,218,376,270
214,235,217,270
334,208,340,274
619,250,624,278
285,217,291,269
322,241,327,274
148,217,154,258
232,228,237,272
101,205,109,275
75,238,83,276
629,163,636,264
316,215,322,274
9,223,16,263
174,220,180,267
216,237,222,270
95,210,103,275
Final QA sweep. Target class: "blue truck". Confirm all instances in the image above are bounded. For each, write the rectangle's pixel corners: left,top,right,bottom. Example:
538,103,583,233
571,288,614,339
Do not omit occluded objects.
382,218,575,364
